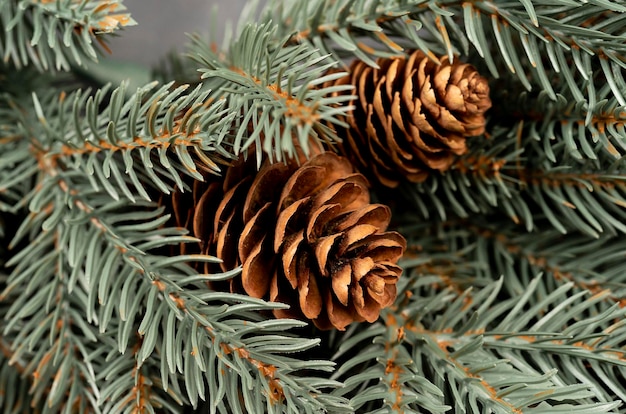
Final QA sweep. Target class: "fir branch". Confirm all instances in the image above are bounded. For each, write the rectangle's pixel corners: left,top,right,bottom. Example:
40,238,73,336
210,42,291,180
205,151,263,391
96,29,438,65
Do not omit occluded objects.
514,165,626,236
1,222,101,412
1,157,200,411
0,136,35,211
333,275,626,413
494,86,626,162
0,83,41,211
3,0,626,412
2,178,341,413
331,321,450,413
401,216,626,335
144,283,349,412
443,0,626,104
0,269,41,413
457,220,626,308
402,127,626,237
3,146,349,412
265,0,416,65
97,334,187,413
0,343,42,413
192,21,355,163
397,220,626,407
259,0,626,107
0,0,135,71
19,81,235,202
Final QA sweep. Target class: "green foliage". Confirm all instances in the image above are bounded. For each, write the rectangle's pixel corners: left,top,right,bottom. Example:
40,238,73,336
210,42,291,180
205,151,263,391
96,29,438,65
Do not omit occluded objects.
0,0,135,71
1,0,626,413
24,80,230,200
324,208,626,412
258,0,626,104
403,128,626,237
331,274,626,413
190,21,355,163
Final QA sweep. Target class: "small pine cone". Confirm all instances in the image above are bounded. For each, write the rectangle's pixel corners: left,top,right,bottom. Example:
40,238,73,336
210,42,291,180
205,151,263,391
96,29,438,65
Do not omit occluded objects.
326,50,492,187
171,151,406,330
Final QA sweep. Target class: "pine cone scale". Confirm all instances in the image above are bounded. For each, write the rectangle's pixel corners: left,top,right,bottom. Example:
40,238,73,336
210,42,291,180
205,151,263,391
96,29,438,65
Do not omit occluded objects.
443,85,466,112
355,234,405,263
324,291,354,330
274,197,310,252
351,283,380,322
216,211,240,271
281,231,303,290
238,201,272,261
334,204,390,232
365,278,396,307
213,178,249,242
297,256,323,319
192,183,219,245
350,256,376,281
337,224,379,256
278,166,324,210
313,233,342,276
241,234,273,298
244,162,290,222
363,273,386,296
306,204,341,242
311,181,368,213
331,263,351,306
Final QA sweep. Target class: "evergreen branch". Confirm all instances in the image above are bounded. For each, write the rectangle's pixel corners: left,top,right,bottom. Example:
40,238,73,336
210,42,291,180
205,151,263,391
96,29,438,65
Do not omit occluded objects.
458,220,626,308
396,230,489,303
495,87,626,162
446,0,626,104
192,22,355,163
259,1,626,107
3,0,626,412
21,81,234,202
335,275,626,412
398,225,626,408
0,156,201,411
402,128,626,237
0,344,42,413
331,321,450,413
17,154,200,286
401,216,626,324
515,166,626,237
0,136,36,211
0,86,42,211
1,222,100,412
97,334,187,413
6,147,349,412
0,0,135,71
0,269,40,413
146,283,350,412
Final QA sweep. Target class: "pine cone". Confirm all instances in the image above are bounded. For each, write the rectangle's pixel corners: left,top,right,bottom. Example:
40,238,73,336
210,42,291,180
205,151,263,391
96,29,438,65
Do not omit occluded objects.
326,50,492,187
170,151,406,330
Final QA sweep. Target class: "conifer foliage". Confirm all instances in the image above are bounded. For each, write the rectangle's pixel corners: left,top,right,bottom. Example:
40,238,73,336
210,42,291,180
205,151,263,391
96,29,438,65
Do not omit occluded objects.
1,0,626,413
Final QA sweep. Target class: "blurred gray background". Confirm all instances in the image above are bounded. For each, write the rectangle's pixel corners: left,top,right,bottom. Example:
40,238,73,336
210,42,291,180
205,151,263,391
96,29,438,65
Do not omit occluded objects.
107,0,250,67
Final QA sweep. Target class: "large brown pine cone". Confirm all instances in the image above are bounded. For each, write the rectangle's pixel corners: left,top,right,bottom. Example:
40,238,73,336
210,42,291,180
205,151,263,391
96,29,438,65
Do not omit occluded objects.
325,50,491,187
171,151,406,330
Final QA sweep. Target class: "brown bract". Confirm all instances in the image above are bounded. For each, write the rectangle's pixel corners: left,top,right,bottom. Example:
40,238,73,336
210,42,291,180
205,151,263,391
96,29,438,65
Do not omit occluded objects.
326,50,492,187
172,151,406,330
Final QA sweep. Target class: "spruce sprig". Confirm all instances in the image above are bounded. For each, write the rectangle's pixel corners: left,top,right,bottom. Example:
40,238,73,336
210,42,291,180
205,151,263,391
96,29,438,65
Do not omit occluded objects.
0,0,135,71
